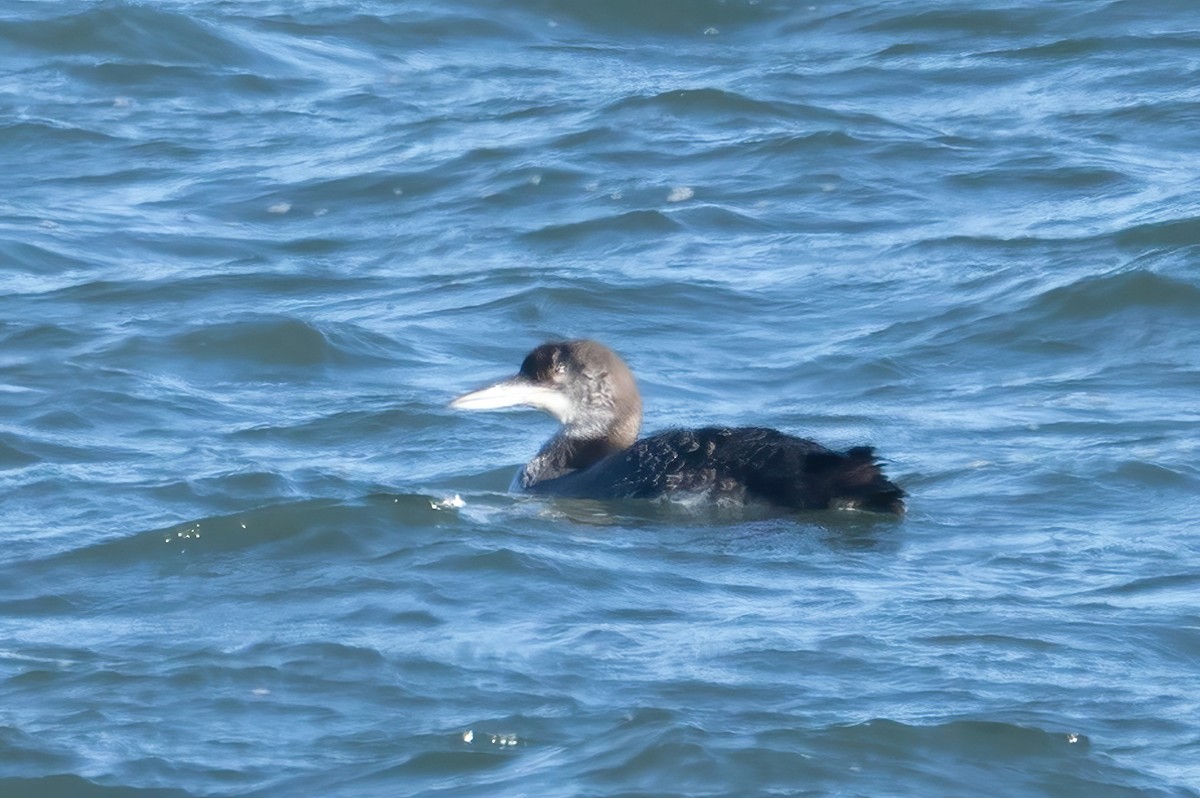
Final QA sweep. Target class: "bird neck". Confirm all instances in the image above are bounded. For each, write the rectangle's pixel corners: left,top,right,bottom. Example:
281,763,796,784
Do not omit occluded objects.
520,431,628,487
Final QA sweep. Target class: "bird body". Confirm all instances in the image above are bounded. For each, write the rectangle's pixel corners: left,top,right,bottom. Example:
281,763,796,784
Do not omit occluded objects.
451,340,904,515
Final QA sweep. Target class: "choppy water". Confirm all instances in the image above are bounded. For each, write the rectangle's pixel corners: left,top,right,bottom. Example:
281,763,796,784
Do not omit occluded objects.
3,1,1199,795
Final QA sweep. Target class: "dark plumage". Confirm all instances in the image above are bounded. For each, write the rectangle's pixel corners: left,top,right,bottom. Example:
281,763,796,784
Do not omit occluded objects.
451,340,904,515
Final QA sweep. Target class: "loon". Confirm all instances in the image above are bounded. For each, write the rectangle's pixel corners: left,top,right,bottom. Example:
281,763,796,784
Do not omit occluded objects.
450,340,905,514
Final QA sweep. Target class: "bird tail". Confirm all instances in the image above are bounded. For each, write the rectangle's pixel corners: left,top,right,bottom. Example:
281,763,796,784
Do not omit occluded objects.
824,446,906,515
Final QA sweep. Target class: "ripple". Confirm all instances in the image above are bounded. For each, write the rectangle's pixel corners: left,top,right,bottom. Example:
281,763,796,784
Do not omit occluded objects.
0,438,39,470
0,4,280,69
605,87,797,120
173,317,333,367
0,775,192,798
1115,215,1200,249
6,494,450,576
523,209,682,244
535,0,783,36
1031,269,1200,319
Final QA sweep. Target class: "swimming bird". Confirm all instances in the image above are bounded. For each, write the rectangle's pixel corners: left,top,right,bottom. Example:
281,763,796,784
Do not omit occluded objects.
450,340,904,514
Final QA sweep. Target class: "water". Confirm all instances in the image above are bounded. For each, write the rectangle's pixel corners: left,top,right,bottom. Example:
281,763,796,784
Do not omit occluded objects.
2,1,1199,795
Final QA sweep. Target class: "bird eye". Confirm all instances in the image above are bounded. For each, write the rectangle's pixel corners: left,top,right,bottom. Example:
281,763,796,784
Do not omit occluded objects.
553,361,567,376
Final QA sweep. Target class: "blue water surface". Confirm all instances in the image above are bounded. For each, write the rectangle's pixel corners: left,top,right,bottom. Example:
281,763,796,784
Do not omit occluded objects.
2,1,1199,795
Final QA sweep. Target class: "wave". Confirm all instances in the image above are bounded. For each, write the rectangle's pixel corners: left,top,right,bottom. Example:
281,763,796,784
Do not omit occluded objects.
0,4,283,71
93,314,406,377
1115,214,1200,249
521,0,784,36
857,6,1046,36
564,713,1105,795
603,87,904,133
603,87,805,122
172,316,334,367
0,774,193,798
944,162,1131,192
6,494,456,577
1030,269,1200,319
524,209,681,244
0,119,124,151
989,33,1200,60
0,437,40,470
0,240,91,278
864,267,1200,361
